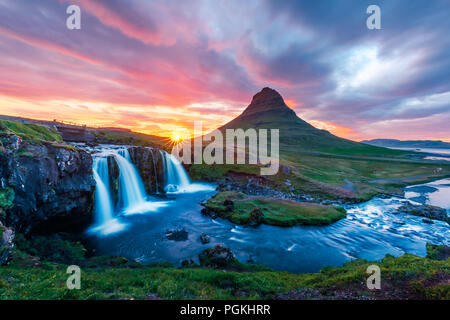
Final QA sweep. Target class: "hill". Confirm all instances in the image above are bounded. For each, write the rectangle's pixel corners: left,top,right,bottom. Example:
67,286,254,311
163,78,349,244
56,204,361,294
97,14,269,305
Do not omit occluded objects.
219,88,404,157
362,139,450,149
191,88,450,201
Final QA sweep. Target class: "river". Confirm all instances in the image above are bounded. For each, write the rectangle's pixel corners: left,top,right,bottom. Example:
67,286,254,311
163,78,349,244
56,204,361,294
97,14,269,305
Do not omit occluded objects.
89,177,449,273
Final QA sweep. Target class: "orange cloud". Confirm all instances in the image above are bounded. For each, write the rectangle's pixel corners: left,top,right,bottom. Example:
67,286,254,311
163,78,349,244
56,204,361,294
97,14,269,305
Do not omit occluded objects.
309,120,358,139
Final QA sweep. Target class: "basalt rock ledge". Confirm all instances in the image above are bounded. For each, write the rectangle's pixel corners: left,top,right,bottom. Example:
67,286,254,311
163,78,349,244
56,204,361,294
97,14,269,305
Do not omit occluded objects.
0,133,95,234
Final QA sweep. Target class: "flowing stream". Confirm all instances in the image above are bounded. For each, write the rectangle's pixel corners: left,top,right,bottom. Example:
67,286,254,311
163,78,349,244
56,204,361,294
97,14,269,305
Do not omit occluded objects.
88,145,450,273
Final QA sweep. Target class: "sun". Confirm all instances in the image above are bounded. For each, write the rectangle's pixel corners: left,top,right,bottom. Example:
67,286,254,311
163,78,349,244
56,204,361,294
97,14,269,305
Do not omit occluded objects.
170,133,183,144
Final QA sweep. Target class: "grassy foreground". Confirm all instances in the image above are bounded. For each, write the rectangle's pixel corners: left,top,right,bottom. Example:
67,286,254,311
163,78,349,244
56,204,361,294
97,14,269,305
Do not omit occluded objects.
0,246,448,300
203,191,346,226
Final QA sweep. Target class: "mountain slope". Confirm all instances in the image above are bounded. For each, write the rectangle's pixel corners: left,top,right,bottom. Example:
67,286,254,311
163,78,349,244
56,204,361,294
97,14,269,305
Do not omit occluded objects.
219,87,383,154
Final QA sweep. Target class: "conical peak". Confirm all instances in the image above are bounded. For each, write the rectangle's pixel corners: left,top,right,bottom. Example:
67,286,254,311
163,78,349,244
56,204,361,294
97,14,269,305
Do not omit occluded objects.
242,87,292,117
250,87,284,106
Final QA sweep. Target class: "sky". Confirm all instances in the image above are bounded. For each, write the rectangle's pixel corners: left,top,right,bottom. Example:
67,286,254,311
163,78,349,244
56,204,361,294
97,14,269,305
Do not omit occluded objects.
0,0,449,141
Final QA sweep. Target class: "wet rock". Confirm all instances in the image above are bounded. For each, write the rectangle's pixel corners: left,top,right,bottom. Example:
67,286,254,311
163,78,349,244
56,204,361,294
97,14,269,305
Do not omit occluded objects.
201,207,218,219
223,199,234,211
248,207,263,226
165,229,188,241
128,146,165,194
0,134,95,233
397,202,448,223
422,218,434,224
199,244,235,267
0,222,14,265
200,233,210,244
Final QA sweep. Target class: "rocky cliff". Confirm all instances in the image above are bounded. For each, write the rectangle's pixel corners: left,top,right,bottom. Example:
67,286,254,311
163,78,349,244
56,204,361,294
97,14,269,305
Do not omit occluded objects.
128,146,165,194
0,133,95,234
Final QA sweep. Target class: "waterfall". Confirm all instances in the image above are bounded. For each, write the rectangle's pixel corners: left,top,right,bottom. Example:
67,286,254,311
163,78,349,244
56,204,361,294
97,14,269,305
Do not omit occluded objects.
90,145,214,236
92,157,114,224
164,153,191,193
90,157,126,236
162,151,215,193
117,148,131,160
113,150,148,212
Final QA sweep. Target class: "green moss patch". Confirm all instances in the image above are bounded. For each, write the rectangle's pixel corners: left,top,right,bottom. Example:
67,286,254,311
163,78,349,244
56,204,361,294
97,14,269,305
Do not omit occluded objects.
203,191,346,226
0,188,14,210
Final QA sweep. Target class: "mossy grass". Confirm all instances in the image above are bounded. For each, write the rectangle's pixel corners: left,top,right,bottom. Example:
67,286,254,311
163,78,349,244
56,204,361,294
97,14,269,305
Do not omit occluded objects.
0,120,62,144
1,235,448,300
0,188,14,210
204,191,346,226
0,249,448,299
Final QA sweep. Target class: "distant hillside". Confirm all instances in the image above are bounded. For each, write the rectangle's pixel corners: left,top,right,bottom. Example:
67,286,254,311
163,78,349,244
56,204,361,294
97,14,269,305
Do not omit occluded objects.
219,87,404,157
0,115,166,149
362,139,450,149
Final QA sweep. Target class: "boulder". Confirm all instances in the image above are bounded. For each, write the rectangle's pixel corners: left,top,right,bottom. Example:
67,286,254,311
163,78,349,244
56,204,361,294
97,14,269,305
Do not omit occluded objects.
199,244,235,267
200,233,210,244
0,222,14,265
248,207,263,226
397,202,448,223
165,229,188,241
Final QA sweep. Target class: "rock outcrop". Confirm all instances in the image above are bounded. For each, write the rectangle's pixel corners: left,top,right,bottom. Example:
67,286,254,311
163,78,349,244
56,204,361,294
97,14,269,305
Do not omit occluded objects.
397,202,448,223
200,233,210,244
0,133,95,233
199,244,235,267
0,222,14,265
128,146,165,194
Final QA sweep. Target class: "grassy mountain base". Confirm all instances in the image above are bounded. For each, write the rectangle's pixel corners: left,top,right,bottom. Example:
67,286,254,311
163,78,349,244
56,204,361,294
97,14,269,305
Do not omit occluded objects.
190,153,450,201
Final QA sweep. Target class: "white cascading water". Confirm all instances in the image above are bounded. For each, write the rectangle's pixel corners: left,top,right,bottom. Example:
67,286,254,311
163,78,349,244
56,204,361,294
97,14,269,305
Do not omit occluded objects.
163,151,215,193
113,149,149,213
90,157,125,235
164,153,191,193
92,157,114,224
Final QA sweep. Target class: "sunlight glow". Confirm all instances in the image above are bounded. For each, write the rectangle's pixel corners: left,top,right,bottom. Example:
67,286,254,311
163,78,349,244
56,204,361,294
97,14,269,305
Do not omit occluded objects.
170,133,183,144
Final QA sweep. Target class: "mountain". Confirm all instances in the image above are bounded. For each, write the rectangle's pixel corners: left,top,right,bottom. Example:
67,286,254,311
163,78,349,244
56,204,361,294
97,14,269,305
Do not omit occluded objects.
362,139,450,149
219,87,369,153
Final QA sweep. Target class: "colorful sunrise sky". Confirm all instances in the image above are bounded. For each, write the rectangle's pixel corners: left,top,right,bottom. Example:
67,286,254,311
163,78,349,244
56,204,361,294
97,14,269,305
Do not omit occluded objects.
0,0,449,141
